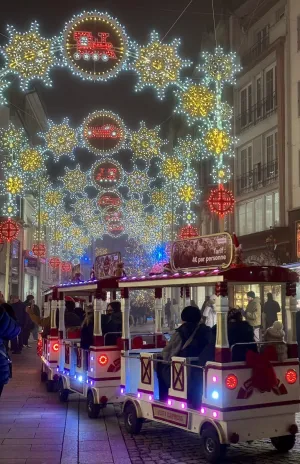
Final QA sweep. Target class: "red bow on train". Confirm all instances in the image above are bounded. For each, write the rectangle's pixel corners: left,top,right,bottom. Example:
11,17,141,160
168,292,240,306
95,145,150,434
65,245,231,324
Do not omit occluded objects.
237,349,287,399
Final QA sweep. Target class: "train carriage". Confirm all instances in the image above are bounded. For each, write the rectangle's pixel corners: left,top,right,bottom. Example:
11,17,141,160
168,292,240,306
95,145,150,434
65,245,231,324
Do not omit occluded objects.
118,265,300,463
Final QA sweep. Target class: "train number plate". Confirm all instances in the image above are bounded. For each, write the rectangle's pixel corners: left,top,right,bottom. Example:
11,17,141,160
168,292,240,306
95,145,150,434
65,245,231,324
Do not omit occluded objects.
152,404,188,427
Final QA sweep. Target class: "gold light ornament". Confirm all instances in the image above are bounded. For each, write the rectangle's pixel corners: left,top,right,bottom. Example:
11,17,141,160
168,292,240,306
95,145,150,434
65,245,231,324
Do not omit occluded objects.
42,118,78,161
204,128,230,155
161,157,183,180
5,175,24,194
19,147,44,172
130,121,164,163
151,190,168,207
178,185,195,203
44,190,63,208
176,83,215,123
61,165,87,196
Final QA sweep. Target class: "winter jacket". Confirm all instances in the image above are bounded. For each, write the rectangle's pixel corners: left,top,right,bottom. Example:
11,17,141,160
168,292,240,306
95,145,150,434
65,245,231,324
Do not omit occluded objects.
245,297,261,327
80,314,94,350
11,301,26,327
162,322,211,362
0,306,20,385
102,312,122,345
2,303,16,321
28,309,81,339
263,300,280,328
228,321,257,362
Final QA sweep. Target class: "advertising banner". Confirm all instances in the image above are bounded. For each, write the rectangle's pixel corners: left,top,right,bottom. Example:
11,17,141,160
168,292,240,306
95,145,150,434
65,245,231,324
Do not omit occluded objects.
94,252,121,278
171,232,233,272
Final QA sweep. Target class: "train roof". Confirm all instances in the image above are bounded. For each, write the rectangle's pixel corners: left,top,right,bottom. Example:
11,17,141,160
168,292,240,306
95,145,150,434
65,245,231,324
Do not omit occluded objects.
43,276,119,296
118,266,299,289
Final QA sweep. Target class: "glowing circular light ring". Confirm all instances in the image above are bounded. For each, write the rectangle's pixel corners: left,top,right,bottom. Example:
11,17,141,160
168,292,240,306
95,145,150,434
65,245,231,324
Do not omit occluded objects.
207,184,235,217
63,11,129,82
90,158,124,190
81,110,126,156
0,219,19,242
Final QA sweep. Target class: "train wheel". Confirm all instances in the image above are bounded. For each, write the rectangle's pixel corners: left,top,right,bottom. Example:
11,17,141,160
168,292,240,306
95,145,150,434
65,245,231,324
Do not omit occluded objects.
201,425,227,463
58,379,69,403
124,403,143,435
46,380,54,393
271,435,296,452
87,392,101,419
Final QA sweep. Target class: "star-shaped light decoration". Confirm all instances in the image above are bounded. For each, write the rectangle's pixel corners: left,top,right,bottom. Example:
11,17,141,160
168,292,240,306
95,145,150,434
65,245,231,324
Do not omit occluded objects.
151,189,168,208
175,81,215,125
18,147,46,177
60,165,88,198
72,197,96,220
130,121,165,164
0,123,27,155
132,31,191,99
174,135,201,162
1,22,56,90
88,218,105,239
212,163,232,184
60,213,73,228
44,189,63,209
203,128,231,157
5,174,24,195
1,197,18,218
200,47,242,86
161,156,183,180
126,168,152,199
41,118,78,161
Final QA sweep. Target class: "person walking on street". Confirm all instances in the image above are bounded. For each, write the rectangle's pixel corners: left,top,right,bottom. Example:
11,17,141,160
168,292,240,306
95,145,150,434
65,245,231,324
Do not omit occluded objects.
263,293,280,330
244,291,261,342
0,304,20,397
11,296,26,353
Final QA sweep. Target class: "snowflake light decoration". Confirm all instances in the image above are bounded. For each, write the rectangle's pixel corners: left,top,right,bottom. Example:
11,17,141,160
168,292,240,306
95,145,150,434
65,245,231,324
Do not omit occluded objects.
72,197,96,219
41,118,78,161
174,135,201,162
175,82,215,124
133,31,191,99
2,197,18,218
0,123,27,155
5,175,24,195
145,214,159,228
151,189,168,208
1,22,55,90
203,128,231,156
200,47,242,86
126,168,152,198
31,174,50,192
88,219,105,239
44,189,63,209
178,184,196,203
18,147,45,174
212,163,232,184
60,165,88,197
130,121,165,164
161,156,183,180
61,213,73,228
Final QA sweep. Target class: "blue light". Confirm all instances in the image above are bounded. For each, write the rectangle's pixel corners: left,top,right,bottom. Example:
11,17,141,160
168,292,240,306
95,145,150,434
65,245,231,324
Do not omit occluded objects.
212,390,219,400
78,375,83,382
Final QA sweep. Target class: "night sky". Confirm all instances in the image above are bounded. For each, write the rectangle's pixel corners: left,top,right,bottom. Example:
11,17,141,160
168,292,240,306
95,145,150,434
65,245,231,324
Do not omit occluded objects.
0,0,241,256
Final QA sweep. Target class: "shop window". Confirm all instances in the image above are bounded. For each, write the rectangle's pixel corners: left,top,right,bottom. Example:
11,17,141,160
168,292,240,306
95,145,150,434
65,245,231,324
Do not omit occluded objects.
265,194,273,229
274,191,279,225
238,203,246,236
255,197,263,232
246,201,254,234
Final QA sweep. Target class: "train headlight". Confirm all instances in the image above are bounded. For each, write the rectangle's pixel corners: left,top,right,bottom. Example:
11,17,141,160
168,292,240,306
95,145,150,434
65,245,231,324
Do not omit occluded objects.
285,369,297,385
225,374,238,390
98,354,108,366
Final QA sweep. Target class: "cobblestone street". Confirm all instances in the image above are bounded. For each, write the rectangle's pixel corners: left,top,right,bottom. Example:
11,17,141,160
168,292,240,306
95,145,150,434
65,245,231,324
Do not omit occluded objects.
0,345,300,464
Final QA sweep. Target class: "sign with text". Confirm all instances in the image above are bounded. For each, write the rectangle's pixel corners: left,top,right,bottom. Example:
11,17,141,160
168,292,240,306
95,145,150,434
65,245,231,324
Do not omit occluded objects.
152,405,188,427
94,252,121,278
171,232,233,272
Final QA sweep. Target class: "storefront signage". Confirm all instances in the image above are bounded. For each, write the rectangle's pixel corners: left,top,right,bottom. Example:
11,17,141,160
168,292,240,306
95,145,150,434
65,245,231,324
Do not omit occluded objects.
24,257,38,269
171,232,233,272
296,221,300,259
94,252,121,278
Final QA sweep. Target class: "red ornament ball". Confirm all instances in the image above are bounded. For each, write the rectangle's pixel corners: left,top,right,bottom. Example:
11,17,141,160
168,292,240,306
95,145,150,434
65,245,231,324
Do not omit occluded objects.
49,256,61,269
32,243,46,258
61,261,72,272
208,184,235,217
178,225,198,240
0,219,19,242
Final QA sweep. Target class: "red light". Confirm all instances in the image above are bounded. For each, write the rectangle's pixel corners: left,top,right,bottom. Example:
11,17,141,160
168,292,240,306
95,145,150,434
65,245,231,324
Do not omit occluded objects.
225,374,238,390
53,343,59,352
98,354,108,366
285,369,297,384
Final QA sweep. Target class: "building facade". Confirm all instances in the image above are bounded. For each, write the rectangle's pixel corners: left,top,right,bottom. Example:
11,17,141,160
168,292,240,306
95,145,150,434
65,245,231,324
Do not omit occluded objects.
0,88,52,305
229,0,299,265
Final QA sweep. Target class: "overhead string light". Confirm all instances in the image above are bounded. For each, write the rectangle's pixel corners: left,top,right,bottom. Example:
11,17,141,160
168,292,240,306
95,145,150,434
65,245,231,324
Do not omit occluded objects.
60,164,88,198
40,118,78,162
129,121,165,166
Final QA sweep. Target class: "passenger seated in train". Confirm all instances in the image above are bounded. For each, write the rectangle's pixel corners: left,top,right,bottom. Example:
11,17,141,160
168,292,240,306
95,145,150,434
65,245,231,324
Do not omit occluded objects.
227,308,257,361
157,306,211,402
80,305,94,350
73,298,85,323
102,301,122,345
263,321,287,362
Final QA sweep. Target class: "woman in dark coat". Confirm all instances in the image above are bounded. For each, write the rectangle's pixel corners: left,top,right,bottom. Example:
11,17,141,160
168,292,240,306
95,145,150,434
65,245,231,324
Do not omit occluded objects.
102,301,122,345
80,305,94,350
228,308,257,361
0,306,20,396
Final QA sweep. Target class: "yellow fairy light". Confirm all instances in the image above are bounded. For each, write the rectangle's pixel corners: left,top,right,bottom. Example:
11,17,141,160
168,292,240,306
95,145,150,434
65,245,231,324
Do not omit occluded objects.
163,211,173,225
53,230,63,242
19,148,43,172
38,211,49,225
61,214,73,228
145,215,159,228
44,118,77,161
80,236,90,247
0,123,26,153
61,165,87,196
180,84,215,120
70,227,82,239
178,185,195,203
44,190,62,208
130,122,164,162
5,176,23,194
204,128,230,155
161,157,183,180
151,190,168,207
4,22,54,89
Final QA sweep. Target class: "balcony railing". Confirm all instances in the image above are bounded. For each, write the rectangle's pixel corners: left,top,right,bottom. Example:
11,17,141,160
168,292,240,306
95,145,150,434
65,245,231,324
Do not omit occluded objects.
235,91,277,134
241,34,270,68
236,159,278,196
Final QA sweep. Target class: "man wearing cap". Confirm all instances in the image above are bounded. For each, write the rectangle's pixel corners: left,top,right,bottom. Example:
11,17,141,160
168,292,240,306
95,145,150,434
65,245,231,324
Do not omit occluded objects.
245,291,262,342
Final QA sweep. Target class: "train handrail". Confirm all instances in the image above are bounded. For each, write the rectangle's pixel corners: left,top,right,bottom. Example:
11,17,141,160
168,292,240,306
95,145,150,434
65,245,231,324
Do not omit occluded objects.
230,340,287,351
121,352,204,370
